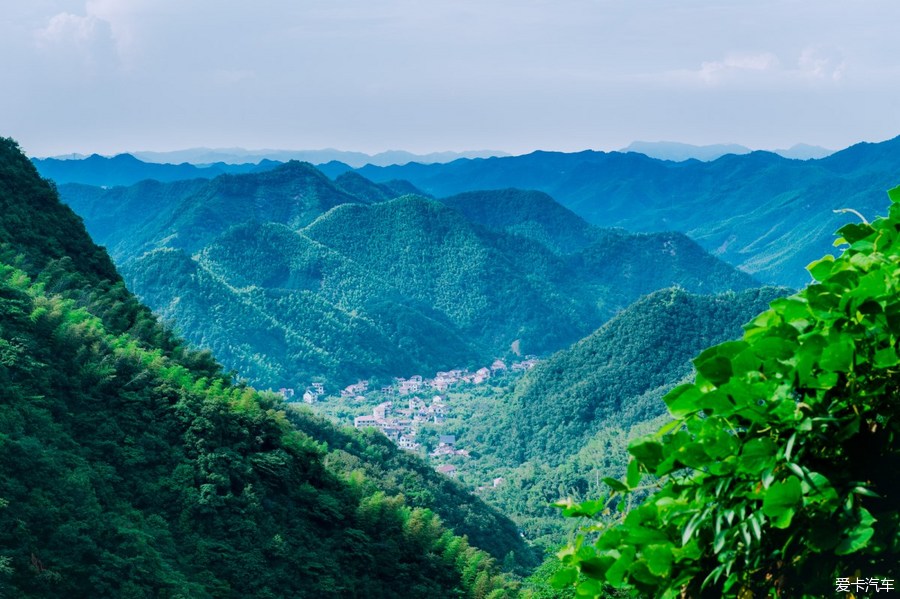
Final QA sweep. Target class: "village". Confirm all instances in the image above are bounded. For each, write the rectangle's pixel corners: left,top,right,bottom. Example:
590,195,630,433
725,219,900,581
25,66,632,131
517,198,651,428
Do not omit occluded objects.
277,357,540,472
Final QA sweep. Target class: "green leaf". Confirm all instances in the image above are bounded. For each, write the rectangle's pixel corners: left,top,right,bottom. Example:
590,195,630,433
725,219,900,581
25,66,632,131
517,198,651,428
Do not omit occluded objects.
837,222,875,244
628,437,664,470
643,544,673,577
550,567,578,588
578,557,608,579
605,547,635,586
664,384,702,417
603,477,628,493
694,352,733,387
739,438,776,475
874,346,899,368
626,458,641,489
762,476,802,528
819,337,854,372
807,256,835,281
575,579,603,596
888,185,900,204
834,525,875,555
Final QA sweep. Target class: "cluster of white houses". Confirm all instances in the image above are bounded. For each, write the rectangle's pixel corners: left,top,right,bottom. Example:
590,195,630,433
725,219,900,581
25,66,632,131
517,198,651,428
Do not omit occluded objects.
281,357,540,405
353,396,449,452
384,357,540,396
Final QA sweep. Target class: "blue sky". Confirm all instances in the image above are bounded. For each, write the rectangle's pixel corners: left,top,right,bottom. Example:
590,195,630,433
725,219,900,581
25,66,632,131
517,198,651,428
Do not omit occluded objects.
4,0,900,156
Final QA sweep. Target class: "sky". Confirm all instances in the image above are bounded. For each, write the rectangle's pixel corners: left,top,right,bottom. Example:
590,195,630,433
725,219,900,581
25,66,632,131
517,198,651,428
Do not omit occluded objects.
3,0,900,157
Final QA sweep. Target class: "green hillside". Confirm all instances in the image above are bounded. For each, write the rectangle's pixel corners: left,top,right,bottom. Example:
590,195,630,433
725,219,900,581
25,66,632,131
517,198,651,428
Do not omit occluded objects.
0,137,534,597
440,189,600,254
498,287,787,464
302,195,594,355
121,223,479,387
58,168,759,389
60,161,363,259
401,287,785,551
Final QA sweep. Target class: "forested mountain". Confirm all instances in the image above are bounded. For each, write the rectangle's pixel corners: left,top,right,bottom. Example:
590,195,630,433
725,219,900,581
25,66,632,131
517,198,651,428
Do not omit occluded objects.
59,162,365,259
333,171,429,203
355,136,900,286
439,189,600,254
498,287,787,464
441,287,785,549
0,137,533,597
57,167,757,388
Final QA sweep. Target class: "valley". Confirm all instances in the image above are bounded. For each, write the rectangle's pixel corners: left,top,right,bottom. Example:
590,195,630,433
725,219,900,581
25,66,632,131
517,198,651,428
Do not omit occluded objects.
42,149,801,559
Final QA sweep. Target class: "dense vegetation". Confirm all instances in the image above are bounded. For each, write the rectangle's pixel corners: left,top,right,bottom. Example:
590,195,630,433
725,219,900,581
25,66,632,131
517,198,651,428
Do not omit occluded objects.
58,171,755,388
0,137,532,597
554,187,900,597
356,136,900,286
496,288,787,465
337,289,782,553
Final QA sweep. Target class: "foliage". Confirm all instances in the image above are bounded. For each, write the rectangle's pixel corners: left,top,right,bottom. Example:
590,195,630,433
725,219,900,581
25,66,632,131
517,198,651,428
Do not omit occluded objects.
495,288,786,465
553,187,900,597
0,138,522,597
286,406,538,572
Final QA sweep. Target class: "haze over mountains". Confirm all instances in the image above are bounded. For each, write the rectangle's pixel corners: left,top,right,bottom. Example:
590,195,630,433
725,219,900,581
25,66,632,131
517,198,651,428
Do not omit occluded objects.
11,127,899,595
36,136,900,289
620,141,834,162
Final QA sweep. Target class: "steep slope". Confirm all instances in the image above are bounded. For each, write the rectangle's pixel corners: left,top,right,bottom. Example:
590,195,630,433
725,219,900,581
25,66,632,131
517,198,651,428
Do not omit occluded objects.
355,136,900,286
61,161,364,259
440,188,600,254
121,223,479,386
302,195,596,355
570,230,758,311
495,286,788,464
0,137,533,596
415,286,786,549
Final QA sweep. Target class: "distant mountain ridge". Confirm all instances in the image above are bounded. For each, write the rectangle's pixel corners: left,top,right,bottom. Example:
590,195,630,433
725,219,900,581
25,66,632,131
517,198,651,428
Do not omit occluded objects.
621,141,833,162
32,153,279,187
130,147,509,167
354,135,900,287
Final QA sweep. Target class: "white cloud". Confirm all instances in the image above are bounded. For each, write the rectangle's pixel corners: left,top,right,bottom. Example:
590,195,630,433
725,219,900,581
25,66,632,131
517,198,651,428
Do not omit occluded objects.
696,52,781,83
659,48,849,88
36,12,104,48
34,10,119,71
798,46,847,81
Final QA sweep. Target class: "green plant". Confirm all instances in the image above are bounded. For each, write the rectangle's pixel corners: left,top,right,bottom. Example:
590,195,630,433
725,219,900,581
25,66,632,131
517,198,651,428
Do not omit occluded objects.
553,186,900,597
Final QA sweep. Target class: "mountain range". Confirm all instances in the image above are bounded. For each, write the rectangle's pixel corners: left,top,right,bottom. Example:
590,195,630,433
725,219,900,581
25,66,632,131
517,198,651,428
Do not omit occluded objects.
57,164,757,389
620,141,833,162
35,137,898,290
354,135,900,287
